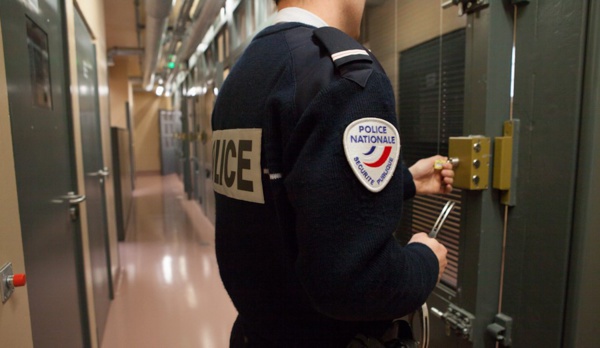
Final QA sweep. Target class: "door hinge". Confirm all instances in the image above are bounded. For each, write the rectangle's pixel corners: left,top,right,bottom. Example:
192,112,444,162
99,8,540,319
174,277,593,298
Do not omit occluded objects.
431,304,476,341
442,0,489,16
487,313,513,346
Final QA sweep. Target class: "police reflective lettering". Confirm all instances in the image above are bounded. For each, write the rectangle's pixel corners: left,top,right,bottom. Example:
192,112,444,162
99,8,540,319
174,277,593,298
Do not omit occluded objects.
212,129,264,204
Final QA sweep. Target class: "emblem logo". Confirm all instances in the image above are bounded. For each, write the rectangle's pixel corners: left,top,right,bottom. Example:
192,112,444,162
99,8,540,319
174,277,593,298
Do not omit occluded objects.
343,118,401,192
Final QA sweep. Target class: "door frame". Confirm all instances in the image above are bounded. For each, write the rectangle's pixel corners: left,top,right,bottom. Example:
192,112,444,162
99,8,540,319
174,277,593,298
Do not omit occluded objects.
564,0,600,346
451,2,514,347
64,2,105,346
73,7,114,345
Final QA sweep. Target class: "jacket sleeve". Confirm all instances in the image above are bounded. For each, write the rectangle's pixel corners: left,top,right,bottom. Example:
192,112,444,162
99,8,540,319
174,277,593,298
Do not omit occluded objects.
402,164,416,200
283,69,438,321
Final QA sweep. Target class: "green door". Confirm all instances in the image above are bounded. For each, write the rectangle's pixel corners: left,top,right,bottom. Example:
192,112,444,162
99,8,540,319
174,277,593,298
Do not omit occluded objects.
74,9,113,345
0,0,89,346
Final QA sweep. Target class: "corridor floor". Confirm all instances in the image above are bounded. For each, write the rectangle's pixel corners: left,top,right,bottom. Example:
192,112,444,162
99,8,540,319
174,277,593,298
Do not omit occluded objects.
101,174,237,348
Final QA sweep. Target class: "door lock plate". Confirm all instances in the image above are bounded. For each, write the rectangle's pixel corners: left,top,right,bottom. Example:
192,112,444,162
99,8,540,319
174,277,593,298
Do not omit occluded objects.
449,136,491,190
1,263,15,303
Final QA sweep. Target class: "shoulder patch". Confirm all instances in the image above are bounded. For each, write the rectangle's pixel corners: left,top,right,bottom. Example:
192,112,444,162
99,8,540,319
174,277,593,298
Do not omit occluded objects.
343,118,401,193
313,27,373,87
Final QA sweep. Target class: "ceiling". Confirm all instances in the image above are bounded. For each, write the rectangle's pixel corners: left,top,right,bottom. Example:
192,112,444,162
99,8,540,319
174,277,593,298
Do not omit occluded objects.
102,0,393,87
104,0,139,49
103,0,394,53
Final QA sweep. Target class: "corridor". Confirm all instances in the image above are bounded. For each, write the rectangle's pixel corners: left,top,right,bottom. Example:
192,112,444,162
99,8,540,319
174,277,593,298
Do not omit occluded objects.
101,174,237,348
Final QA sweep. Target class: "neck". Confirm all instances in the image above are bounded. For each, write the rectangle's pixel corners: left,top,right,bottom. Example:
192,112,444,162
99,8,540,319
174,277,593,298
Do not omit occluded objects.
278,0,365,39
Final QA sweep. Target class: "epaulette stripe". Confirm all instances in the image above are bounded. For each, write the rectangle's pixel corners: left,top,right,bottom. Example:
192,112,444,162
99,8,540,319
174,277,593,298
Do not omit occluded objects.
264,168,283,180
269,173,283,180
313,27,374,87
331,49,370,62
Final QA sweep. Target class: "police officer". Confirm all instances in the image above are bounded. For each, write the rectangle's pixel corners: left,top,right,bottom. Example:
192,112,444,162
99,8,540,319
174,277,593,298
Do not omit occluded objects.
212,0,453,347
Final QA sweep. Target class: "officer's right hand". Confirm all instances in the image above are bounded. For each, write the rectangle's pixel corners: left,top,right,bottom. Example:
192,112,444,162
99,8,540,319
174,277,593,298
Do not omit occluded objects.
408,232,448,283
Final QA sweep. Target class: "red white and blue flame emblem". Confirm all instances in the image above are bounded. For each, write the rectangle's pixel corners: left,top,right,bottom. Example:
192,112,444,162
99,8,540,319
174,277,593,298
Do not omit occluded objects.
343,118,401,192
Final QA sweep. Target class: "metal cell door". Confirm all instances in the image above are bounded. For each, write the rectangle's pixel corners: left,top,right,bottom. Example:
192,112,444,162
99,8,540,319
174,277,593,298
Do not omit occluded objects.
0,0,89,346
387,0,590,346
74,9,113,344
181,96,196,199
160,109,182,175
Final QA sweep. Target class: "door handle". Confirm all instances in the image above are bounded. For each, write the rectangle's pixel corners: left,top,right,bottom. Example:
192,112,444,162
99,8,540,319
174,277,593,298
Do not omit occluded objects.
98,167,110,178
60,192,85,221
87,167,110,178
60,192,86,205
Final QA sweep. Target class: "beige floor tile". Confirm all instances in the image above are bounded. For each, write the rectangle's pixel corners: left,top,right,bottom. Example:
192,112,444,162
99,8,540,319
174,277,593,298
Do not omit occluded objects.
101,175,237,348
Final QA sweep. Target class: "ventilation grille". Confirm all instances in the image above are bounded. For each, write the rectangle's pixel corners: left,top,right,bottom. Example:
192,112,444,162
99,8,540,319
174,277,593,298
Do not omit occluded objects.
397,29,466,289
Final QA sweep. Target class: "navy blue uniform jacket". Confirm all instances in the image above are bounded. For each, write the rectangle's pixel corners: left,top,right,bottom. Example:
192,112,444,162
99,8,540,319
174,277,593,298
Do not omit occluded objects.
212,22,439,346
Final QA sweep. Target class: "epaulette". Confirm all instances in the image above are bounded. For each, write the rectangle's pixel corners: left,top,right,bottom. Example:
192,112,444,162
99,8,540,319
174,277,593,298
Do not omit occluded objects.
313,27,373,88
